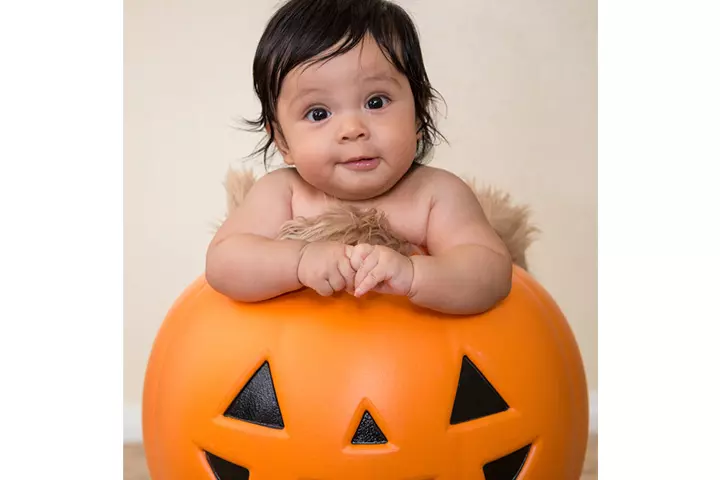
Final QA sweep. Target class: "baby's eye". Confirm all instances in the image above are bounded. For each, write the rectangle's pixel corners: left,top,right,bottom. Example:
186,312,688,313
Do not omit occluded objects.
365,95,390,110
305,108,331,122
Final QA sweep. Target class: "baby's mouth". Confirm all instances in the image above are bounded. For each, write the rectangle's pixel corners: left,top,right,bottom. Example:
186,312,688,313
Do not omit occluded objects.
343,155,375,163
340,157,380,171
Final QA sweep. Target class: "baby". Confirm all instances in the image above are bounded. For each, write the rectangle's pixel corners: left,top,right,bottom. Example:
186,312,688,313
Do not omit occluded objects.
206,0,513,315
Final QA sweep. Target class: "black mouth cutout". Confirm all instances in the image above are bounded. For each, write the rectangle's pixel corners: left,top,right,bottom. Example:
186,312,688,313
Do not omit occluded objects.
205,451,250,480
204,443,532,480
483,444,532,480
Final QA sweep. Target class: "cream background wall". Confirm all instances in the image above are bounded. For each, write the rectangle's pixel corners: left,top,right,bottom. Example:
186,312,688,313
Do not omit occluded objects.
124,0,597,440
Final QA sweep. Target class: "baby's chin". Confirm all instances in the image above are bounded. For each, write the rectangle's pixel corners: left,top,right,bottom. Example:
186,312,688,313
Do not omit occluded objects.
323,179,398,201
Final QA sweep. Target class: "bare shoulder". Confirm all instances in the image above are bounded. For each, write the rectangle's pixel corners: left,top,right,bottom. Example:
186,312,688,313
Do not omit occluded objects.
252,166,301,192
405,165,476,204
240,166,313,206
406,164,468,185
416,166,509,257
213,167,301,242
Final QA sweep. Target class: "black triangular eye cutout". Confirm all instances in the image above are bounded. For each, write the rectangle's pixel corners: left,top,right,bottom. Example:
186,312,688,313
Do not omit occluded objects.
224,361,284,429
483,444,531,480
450,355,509,424
351,410,388,444
205,451,250,480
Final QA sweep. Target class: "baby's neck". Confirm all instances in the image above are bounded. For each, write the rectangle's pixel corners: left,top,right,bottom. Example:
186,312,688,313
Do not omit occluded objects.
317,163,422,207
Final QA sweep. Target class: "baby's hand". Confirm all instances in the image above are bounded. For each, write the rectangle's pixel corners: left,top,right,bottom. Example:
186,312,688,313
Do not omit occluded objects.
296,242,356,296
347,244,414,297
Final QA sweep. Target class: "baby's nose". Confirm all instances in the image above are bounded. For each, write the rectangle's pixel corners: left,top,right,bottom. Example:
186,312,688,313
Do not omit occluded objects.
337,115,369,142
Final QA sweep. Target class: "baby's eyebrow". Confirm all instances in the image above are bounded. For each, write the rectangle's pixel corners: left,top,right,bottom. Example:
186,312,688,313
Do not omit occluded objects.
361,73,402,87
287,72,402,109
294,87,324,97
289,87,325,109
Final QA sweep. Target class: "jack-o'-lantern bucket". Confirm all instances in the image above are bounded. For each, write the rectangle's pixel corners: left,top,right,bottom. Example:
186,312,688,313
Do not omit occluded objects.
142,265,588,480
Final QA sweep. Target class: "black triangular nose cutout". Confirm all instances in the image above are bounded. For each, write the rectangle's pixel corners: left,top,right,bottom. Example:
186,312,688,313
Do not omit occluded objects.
450,355,509,424
351,410,388,444
483,444,531,480
206,451,250,480
224,361,284,429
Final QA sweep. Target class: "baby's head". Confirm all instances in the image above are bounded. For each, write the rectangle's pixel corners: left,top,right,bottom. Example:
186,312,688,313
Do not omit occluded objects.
247,0,444,200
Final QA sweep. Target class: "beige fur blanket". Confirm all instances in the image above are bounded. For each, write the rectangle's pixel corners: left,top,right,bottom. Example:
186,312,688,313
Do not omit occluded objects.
222,168,539,270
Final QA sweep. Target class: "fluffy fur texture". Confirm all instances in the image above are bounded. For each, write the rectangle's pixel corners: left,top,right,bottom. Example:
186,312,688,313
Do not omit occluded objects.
222,168,539,270
278,205,422,257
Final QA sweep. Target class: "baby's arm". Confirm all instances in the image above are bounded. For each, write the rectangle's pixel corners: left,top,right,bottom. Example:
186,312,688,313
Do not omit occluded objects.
408,171,513,314
205,169,306,302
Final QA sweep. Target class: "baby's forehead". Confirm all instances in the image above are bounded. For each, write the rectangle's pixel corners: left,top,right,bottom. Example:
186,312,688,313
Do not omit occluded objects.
283,40,404,92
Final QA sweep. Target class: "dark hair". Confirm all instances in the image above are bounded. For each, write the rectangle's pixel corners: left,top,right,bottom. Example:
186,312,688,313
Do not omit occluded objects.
244,0,445,168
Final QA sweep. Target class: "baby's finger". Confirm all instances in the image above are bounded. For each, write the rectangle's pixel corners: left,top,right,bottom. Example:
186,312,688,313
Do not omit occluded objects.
313,279,335,297
337,256,355,292
355,267,385,297
349,243,374,271
353,250,379,290
327,270,346,293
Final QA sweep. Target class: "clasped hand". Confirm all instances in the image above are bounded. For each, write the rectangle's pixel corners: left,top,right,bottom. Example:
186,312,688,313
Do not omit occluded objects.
296,241,414,298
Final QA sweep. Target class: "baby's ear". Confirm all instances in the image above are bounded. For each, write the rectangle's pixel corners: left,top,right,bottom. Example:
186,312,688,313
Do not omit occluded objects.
268,122,294,165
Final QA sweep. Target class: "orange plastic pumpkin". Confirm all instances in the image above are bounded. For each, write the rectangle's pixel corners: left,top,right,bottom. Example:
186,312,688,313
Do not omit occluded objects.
142,266,588,480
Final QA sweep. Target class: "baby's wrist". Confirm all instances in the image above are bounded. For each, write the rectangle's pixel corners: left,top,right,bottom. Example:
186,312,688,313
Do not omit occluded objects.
294,240,311,284
407,255,420,299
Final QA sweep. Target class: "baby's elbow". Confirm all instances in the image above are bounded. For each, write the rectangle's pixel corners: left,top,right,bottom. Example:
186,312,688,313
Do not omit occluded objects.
497,270,512,302
207,247,271,303
205,245,240,297
205,247,228,294
492,253,514,303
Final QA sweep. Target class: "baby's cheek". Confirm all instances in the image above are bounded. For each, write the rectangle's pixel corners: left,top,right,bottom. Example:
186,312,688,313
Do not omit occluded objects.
374,121,415,154
389,128,420,160
294,134,332,163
